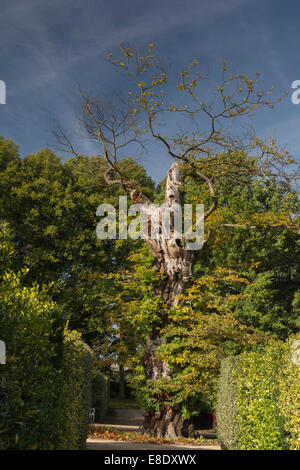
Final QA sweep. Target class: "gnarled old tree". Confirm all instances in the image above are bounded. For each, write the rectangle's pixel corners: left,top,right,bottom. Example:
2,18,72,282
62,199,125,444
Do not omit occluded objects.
54,43,299,438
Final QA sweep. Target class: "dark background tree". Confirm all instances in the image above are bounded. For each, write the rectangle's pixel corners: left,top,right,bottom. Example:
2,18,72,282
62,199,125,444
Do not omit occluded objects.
0,135,154,373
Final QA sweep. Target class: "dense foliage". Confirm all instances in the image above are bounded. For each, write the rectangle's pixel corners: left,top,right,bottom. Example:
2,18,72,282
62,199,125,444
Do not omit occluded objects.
109,169,299,417
0,126,299,444
216,357,239,450
0,135,153,367
111,248,269,417
278,334,300,450
56,329,94,450
91,367,110,422
0,224,94,450
0,223,59,449
216,336,300,450
184,172,300,340
234,342,287,450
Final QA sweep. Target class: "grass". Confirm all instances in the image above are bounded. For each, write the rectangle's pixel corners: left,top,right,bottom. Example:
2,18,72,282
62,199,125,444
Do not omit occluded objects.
109,398,141,409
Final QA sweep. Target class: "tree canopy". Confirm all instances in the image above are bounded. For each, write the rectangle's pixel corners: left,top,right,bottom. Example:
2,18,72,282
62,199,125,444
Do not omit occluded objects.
0,42,299,437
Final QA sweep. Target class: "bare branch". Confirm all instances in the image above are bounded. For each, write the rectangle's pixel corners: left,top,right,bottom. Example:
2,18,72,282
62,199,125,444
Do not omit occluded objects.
52,122,82,158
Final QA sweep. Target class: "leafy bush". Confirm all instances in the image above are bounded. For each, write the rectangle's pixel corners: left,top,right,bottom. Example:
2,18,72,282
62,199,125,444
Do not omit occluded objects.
216,356,239,450
0,225,94,450
91,368,110,422
56,329,93,450
234,342,287,450
279,334,300,450
0,225,60,449
217,338,300,450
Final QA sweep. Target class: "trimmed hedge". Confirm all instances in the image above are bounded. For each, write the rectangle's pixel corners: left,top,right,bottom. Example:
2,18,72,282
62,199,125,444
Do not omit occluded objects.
92,369,110,422
0,270,59,450
216,357,239,450
0,226,94,450
279,335,300,450
234,342,287,450
0,323,93,450
56,330,94,450
216,335,300,450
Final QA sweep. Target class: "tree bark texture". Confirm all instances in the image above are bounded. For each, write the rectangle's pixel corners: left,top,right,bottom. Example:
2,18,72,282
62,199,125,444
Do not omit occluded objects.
132,163,196,438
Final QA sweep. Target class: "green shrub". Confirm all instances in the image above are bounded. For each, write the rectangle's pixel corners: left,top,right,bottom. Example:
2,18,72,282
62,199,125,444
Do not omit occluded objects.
216,356,239,450
279,334,300,450
56,329,93,450
0,225,94,450
0,270,59,450
234,342,287,450
91,369,109,422
217,339,300,450
0,223,60,450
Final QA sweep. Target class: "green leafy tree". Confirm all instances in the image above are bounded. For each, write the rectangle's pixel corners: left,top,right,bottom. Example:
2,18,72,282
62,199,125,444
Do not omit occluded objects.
54,42,299,437
0,138,154,348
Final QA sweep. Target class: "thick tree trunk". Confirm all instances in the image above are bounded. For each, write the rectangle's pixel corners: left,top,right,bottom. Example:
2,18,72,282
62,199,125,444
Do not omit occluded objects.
135,163,196,438
140,328,195,438
140,407,195,439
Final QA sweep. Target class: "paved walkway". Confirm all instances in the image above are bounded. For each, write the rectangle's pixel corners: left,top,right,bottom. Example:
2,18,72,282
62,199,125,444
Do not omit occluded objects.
87,438,220,451
88,409,220,450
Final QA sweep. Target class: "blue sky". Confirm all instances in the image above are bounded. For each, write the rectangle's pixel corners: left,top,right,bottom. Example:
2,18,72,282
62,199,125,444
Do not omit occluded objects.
1,0,300,182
